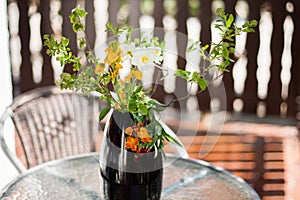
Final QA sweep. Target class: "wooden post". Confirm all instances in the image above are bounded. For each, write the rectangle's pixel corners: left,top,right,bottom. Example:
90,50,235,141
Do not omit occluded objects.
62,0,77,74
223,0,238,112
174,0,188,109
151,0,165,105
18,0,34,94
197,0,212,112
85,0,96,50
242,0,261,114
265,0,285,115
39,0,54,87
128,0,141,28
290,0,300,121
108,0,120,27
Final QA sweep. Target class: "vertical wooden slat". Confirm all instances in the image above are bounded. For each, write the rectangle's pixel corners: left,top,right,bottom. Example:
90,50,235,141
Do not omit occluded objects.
108,0,120,27
197,0,212,111
39,0,54,87
88,96,98,151
62,0,77,74
18,0,34,93
289,0,300,119
128,0,141,28
252,137,265,197
223,0,237,112
242,0,261,114
85,0,96,50
175,0,188,109
153,0,164,28
151,0,165,104
265,0,285,115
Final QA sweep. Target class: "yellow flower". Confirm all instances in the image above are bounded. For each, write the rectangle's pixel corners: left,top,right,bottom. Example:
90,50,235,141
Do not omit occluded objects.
132,70,143,80
111,70,118,80
114,103,120,110
125,70,143,82
125,73,132,82
119,80,125,86
94,63,105,74
105,55,122,66
117,90,125,98
104,42,123,65
115,63,123,70
125,136,139,151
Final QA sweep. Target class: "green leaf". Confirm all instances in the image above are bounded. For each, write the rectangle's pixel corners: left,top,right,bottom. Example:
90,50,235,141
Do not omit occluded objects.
174,69,191,80
226,14,234,28
134,85,143,93
99,107,111,121
187,43,195,53
160,40,165,49
201,44,209,51
197,77,207,90
163,132,182,147
222,47,229,60
128,100,137,112
147,98,165,107
78,37,86,49
138,104,148,115
106,22,112,30
216,8,226,19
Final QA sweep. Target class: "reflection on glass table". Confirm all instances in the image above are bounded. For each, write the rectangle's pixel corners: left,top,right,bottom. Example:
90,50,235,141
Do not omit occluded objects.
0,152,260,200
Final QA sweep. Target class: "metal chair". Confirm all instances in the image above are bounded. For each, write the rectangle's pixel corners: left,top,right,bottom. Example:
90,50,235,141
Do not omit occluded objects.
0,86,99,173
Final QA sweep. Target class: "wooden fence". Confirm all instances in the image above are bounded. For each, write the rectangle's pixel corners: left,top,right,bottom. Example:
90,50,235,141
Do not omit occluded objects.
6,0,300,120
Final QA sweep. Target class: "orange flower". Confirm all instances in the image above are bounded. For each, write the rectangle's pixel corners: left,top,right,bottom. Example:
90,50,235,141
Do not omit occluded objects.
138,127,152,143
138,127,149,136
125,136,139,151
137,122,143,127
125,127,133,136
133,127,139,134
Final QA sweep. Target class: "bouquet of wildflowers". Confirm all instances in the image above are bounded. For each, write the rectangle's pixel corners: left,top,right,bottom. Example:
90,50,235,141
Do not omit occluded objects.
44,7,256,154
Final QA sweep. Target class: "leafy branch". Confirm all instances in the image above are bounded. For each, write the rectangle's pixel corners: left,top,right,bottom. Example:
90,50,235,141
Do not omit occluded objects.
174,8,257,90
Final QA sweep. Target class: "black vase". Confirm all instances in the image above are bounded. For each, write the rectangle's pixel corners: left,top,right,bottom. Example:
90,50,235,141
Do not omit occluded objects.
99,110,163,200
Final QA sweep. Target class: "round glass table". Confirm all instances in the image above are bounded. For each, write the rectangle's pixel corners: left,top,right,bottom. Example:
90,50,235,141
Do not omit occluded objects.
0,153,260,200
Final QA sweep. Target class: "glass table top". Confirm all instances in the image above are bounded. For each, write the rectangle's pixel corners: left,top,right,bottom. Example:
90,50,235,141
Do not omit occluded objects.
0,153,260,200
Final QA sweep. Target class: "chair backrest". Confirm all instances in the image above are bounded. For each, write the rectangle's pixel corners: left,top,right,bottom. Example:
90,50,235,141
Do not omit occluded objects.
0,86,99,172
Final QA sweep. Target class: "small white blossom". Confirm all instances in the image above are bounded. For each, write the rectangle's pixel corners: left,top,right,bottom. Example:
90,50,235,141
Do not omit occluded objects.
131,47,163,71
